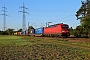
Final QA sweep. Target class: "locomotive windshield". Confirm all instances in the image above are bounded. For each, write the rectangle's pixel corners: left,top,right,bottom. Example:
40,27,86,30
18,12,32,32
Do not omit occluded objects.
62,25,69,29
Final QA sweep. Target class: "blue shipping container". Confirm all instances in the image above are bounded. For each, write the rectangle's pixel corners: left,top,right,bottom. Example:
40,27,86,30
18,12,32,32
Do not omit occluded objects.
35,28,44,34
22,31,26,35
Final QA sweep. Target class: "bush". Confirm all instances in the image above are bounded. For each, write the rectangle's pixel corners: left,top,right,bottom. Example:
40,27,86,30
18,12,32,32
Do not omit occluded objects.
0,31,9,35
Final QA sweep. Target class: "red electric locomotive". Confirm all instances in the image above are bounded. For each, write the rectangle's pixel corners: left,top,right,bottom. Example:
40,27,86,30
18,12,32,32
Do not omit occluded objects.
44,23,70,37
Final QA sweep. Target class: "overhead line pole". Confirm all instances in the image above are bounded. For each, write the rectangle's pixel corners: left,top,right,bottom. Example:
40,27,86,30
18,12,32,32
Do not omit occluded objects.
0,5,8,31
19,2,29,31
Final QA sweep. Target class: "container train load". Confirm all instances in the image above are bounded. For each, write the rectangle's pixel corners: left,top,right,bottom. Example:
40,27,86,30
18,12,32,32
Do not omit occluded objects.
31,23,70,37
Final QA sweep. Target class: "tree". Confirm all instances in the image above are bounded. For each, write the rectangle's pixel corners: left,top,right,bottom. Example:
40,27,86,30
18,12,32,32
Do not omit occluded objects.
76,0,90,37
69,27,74,35
0,30,1,35
73,26,83,37
81,15,90,35
6,28,14,35
28,26,34,30
0,31,8,35
76,3,87,20
17,28,22,32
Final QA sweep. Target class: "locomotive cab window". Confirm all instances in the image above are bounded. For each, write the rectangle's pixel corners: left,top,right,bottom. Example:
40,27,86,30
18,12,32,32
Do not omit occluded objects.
62,25,69,29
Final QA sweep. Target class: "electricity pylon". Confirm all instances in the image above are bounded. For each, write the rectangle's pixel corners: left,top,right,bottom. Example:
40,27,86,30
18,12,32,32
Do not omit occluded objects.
0,5,8,31
19,2,29,31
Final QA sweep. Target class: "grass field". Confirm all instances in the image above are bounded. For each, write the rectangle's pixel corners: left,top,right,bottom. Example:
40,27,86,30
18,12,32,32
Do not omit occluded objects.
0,35,90,60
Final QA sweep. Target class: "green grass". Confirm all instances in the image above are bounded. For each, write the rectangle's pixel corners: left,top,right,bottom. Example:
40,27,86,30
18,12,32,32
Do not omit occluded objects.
0,35,22,39
0,36,90,60
0,36,33,45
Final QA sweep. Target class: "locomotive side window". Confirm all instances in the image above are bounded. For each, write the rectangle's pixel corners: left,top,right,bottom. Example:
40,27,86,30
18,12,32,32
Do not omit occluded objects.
62,25,69,29
48,25,56,28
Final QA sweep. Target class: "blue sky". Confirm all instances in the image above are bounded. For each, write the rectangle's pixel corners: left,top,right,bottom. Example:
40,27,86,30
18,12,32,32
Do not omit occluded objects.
0,0,83,31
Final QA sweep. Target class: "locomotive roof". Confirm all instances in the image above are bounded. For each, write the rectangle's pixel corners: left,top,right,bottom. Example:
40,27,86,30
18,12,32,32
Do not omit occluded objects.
54,23,68,25
47,23,68,27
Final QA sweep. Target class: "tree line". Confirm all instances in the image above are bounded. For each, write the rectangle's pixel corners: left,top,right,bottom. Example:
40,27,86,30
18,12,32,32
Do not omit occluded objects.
0,26,34,35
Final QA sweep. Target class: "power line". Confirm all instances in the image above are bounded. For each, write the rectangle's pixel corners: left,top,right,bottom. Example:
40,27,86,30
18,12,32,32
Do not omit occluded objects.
0,5,8,31
18,2,29,31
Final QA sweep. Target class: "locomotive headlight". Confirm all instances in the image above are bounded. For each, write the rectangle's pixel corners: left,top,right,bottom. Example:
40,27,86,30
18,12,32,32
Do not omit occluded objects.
60,30,65,33
62,31,65,32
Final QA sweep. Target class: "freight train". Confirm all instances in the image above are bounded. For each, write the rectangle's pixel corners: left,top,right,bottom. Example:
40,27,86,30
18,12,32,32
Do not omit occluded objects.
34,23,70,37
15,23,70,37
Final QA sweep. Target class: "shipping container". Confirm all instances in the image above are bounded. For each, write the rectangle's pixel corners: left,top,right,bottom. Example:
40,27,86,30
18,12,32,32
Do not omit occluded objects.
29,29,35,34
26,30,29,35
29,29,35,36
25,29,35,36
17,32,22,35
14,32,17,35
22,31,26,35
35,28,44,34
35,28,44,36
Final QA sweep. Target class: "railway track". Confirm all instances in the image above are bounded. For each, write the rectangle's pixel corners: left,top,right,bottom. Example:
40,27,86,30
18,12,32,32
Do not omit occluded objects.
23,35,90,42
